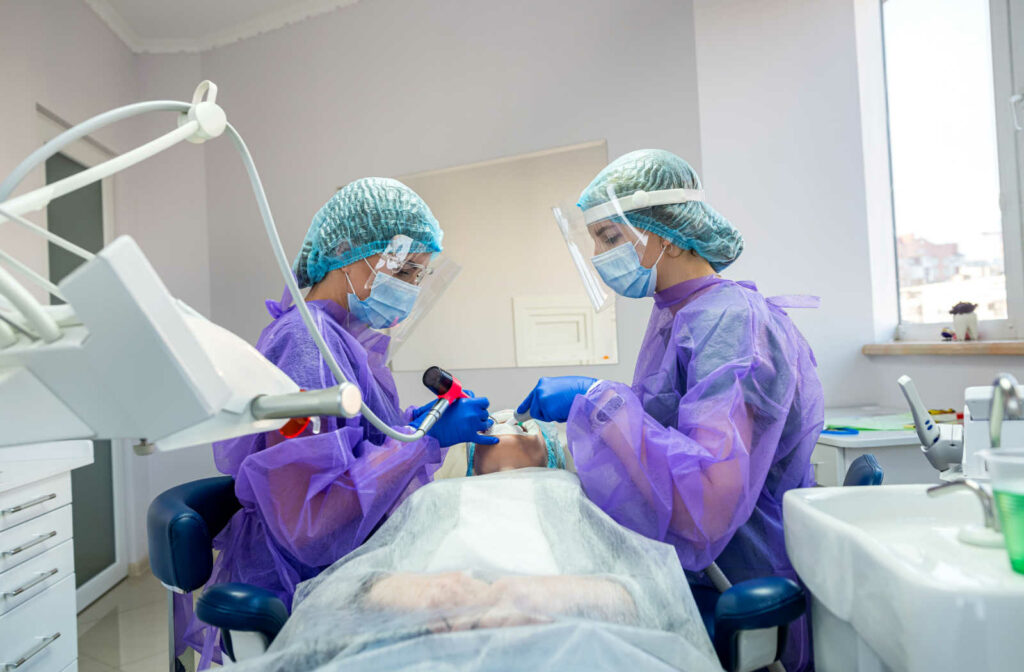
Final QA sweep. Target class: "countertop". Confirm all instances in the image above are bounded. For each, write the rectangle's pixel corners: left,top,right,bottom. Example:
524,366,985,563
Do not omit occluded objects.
0,440,95,492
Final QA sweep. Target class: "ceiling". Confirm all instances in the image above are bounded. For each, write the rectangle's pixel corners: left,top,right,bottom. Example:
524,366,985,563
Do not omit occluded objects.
85,0,359,54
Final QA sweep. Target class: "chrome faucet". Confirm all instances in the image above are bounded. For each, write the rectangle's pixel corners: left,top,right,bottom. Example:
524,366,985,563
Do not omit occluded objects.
990,373,1023,450
928,479,1000,532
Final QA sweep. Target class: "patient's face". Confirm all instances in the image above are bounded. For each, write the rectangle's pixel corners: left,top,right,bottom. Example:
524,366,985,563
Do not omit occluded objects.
473,432,547,475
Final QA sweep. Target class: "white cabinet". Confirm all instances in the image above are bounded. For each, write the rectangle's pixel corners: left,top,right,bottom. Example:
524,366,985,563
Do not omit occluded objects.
0,577,78,672
812,430,938,486
0,442,93,672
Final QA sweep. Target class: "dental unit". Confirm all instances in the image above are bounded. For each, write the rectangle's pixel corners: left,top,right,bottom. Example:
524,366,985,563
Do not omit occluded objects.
899,373,1024,482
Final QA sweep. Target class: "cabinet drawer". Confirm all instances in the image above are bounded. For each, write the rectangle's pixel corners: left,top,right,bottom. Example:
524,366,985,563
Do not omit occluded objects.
0,575,77,672
0,474,72,533
0,540,74,616
0,507,73,575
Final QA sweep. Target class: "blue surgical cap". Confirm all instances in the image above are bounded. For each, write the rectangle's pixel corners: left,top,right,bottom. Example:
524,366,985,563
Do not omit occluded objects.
466,419,566,476
578,149,743,272
293,177,444,288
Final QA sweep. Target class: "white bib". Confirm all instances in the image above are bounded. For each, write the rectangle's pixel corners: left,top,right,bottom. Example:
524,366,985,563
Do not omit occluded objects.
426,472,560,575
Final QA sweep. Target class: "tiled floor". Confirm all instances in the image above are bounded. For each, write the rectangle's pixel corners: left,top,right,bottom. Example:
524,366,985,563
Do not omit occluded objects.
77,572,170,672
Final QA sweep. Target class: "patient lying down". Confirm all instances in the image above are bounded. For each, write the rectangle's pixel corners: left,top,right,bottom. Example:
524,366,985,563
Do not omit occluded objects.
231,412,721,672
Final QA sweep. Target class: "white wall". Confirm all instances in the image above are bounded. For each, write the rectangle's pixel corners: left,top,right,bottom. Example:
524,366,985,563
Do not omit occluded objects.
692,0,1022,413
198,0,704,411
0,2,216,564
693,0,878,405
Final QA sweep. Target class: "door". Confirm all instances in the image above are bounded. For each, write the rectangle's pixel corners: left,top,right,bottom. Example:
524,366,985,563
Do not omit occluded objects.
42,135,127,611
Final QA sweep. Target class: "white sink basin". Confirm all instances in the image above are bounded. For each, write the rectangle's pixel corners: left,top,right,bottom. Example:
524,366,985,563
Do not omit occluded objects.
784,485,1024,672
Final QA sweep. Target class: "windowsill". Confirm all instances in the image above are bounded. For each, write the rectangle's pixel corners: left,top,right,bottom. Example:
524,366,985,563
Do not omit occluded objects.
862,341,1024,356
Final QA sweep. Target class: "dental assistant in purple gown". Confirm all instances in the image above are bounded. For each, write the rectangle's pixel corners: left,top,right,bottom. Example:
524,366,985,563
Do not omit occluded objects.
517,150,824,671
182,178,497,664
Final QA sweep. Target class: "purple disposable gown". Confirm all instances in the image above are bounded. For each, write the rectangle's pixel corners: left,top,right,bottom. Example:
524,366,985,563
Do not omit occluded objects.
566,276,824,672
180,293,443,666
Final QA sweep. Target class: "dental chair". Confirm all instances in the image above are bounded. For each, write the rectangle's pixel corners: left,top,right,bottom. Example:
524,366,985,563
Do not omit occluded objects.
149,477,807,672
843,454,884,487
147,476,288,670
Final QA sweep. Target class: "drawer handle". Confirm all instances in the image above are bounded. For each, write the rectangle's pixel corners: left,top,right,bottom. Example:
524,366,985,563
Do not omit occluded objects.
2,531,57,557
2,493,57,515
3,632,60,670
3,568,59,597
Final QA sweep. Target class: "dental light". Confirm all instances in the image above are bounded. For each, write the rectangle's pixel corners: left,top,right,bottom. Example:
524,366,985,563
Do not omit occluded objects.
0,81,443,453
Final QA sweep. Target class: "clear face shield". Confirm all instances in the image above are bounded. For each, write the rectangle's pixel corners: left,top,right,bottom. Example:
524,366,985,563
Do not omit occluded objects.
385,255,461,359
552,186,704,311
348,234,457,333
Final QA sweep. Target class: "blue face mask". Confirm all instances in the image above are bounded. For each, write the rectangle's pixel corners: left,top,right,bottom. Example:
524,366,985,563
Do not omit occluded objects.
591,243,662,298
347,261,420,329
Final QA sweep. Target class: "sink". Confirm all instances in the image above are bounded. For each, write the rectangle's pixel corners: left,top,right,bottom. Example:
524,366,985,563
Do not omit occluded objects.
784,485,1024,672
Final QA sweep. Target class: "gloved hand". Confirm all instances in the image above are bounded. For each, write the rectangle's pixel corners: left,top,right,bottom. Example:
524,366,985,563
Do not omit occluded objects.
517,376,598,423
410,401,433,426
415,395,499,447
411,390,475,425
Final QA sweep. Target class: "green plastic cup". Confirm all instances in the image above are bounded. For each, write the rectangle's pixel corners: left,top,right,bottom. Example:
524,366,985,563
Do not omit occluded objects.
987,450,1024,575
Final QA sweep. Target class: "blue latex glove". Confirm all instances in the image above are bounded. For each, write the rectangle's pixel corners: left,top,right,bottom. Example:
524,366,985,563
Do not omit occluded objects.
415,395,498,447
411,390,476,426
517,376,598,423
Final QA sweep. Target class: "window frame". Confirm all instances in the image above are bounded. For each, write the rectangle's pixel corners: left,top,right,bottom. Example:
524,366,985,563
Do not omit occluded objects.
883,0,1024,342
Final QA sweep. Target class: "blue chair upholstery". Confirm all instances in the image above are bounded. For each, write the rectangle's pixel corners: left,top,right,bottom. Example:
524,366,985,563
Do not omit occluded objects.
713,577,805,669
148,476,240,591
843,454,884,487
691,585,720,640
198,583,289,658
148,477,287,665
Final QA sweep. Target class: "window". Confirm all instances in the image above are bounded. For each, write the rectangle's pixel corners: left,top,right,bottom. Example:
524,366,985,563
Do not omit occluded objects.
882,0,1024,339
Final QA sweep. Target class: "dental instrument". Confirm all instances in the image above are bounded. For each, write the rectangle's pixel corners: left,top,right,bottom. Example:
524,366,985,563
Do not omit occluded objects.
899,373,1024,482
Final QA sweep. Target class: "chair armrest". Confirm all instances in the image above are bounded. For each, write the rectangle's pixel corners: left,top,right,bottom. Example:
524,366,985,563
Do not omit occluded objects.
713,576,805,671
147,476,240,592
196,583,289,644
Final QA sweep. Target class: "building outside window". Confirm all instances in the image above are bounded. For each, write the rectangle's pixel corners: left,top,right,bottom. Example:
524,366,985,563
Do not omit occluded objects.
882,0,1023,339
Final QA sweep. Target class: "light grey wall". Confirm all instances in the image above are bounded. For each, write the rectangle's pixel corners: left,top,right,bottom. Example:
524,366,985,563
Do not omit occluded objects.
199,0,703,411
693,0,877,405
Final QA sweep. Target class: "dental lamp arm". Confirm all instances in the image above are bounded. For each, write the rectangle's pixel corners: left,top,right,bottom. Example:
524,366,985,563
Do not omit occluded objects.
0,121,201,225
0,100,192,201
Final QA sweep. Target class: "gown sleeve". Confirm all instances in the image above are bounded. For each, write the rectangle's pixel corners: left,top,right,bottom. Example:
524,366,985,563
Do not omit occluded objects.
218,313,442,569
565,301,795,570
